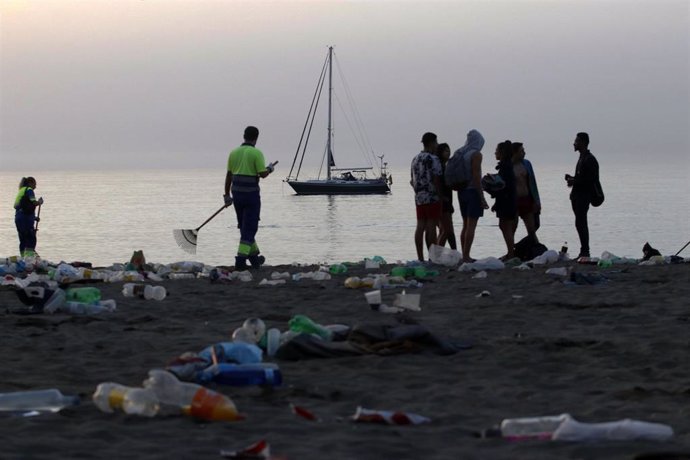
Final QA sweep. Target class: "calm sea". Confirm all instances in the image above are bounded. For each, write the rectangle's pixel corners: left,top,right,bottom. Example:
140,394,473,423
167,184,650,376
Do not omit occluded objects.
1,162,688,267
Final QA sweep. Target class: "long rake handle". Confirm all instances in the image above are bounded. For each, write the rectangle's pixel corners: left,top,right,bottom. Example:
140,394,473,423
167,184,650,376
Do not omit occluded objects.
196,205,228,232
675,240,690,257
35,204,42,232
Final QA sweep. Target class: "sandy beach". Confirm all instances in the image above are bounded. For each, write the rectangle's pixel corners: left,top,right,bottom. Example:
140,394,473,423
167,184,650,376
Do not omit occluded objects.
1,259,689,460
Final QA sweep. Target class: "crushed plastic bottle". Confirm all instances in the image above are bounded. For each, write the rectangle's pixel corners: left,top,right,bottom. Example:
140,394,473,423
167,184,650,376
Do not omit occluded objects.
288,314,333,341
196,363,283,386
329,263,348,275
0,389,80,413
65,287,101,304
122,283,166,300
92,383,159,417
143,369,241,421
59,300,117,315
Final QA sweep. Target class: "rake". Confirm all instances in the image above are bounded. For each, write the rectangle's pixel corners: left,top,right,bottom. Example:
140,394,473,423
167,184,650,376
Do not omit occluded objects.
173,205,228,254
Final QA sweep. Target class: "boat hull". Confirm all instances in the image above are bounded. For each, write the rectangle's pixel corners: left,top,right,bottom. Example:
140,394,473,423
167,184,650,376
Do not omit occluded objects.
287,179,390,195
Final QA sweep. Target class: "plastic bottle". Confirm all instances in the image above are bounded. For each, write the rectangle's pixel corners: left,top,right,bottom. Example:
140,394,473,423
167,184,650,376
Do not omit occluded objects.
62,300,117,315
288,314,333,341
196,363,283,386
242,318,266,343
0,389,80,413
552,417,673,441
344,276,362,288
122,283,167,300
265,328,281,357
122,283,146,297
92,383,159,417
329,263,348,275
597,259,613,268
65,287,101,304
42,288,67,314
143,369,241,421
500,414,571,440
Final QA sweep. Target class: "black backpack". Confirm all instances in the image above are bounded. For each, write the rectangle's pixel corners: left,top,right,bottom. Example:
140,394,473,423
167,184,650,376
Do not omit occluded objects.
514,235,548,262
444,149,471,190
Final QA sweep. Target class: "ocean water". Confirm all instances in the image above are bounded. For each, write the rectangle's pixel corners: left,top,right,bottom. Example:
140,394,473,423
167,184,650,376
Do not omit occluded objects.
1,161,688,267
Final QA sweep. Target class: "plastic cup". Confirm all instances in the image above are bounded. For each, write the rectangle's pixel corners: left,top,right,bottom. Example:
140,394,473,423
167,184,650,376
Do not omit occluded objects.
394,292,421,311
364,290,382,310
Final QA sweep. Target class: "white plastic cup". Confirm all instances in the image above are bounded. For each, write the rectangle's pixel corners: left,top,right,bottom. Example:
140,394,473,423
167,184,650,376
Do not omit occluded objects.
266,328,281,357
393,292,421,311
364,290,382,310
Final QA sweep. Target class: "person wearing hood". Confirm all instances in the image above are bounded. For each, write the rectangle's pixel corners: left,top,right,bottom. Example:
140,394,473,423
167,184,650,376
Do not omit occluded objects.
455,130,489,263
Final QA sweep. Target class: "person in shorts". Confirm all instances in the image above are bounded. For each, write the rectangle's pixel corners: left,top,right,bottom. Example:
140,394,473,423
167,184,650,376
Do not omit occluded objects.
410,132,443,261
435,142,457,250
512,142,541,243
456,130,489,263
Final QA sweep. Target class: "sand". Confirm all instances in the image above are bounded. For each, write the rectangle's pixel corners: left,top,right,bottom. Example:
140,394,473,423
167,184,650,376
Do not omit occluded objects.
1,261,689,459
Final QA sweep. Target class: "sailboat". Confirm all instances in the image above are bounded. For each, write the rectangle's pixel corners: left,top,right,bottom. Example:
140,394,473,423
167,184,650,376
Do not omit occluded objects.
285,47,391,195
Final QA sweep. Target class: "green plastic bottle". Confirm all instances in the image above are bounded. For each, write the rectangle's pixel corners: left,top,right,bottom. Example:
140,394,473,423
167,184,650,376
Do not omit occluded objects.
329,263,348,275
65,287,101,305
288,315,333,341
414,266,439,278
597,259,613,268
390,267,410,277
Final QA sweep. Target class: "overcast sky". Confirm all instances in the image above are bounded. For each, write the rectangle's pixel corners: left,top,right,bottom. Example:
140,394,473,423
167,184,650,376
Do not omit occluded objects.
1,0,688,171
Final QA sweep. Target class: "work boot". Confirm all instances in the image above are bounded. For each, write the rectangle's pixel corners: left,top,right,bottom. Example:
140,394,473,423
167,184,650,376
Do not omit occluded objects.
235,256,248,270
248,255,265,269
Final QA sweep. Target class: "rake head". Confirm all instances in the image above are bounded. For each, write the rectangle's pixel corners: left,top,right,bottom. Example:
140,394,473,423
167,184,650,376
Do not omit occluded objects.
173,228,199,254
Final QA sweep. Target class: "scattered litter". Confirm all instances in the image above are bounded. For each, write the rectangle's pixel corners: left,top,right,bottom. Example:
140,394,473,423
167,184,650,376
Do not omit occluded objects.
220,440,272,459
270,272,290,280
545,267,569,277
0,389,79,414
290,403,320,421
498,413,673,442
428,244,462,267
458,257,504,272
259,279,286,286
352,406,431,425
472,271,488,279
476,290,491,298
393,291,421,311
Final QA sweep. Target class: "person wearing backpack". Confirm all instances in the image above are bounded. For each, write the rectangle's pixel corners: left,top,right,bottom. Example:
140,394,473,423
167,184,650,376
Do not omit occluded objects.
410,132,443,261
448,130,488,263
566,132,600,258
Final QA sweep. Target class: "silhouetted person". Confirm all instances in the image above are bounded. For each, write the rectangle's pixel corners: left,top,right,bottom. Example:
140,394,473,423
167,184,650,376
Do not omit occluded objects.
487,141,517,260
435,142,457,250
410,132,442,261
566,132,599,258
456,130,488,263
512,142,541,242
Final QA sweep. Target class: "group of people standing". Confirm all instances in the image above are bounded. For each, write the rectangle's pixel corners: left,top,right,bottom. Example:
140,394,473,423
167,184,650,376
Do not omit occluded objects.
411,130,600,263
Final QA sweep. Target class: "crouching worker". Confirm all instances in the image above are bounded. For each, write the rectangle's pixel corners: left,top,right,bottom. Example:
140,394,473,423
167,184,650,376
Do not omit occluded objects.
224,126,275,270
14,176,44,258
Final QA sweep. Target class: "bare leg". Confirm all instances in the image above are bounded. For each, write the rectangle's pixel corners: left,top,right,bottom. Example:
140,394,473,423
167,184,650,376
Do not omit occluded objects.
414,219,426,261
522,213,539,242
438,212,454,248
462,217,478,262
425,220,438,250
499,217,516,259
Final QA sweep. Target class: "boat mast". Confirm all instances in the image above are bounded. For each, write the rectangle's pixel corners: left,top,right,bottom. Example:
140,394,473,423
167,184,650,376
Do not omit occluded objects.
327,46,333,181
